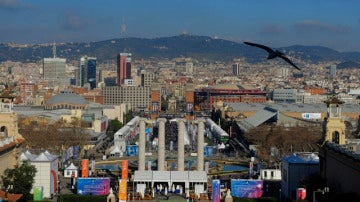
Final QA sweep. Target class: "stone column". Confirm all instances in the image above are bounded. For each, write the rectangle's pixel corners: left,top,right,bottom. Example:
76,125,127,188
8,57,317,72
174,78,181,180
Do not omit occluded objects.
177,119,185,171
197,119,205,171
138,118,146,171
157,118,167,171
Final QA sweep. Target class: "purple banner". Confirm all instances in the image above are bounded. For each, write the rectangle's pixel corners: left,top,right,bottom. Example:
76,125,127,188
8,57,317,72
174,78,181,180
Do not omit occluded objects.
77,177,110,196
231,179,263,198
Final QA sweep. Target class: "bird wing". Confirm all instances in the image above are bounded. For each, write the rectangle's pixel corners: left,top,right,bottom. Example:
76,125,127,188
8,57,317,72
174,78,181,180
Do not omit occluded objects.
278,55,301,70
244,42,274,53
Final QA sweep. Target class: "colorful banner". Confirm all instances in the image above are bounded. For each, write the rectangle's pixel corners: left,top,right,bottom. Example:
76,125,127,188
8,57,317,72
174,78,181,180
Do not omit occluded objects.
77,178,110,195
122,160,128,179
119,179,127,202
212,180,220,202
231,179,263,198
81,159,89,178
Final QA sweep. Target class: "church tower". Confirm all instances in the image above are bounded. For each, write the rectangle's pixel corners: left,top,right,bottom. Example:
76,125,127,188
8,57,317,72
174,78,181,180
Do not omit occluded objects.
323,96,346,145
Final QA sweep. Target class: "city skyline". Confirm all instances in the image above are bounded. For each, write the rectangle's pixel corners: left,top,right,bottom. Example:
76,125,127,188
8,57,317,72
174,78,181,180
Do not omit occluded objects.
1,0,360,52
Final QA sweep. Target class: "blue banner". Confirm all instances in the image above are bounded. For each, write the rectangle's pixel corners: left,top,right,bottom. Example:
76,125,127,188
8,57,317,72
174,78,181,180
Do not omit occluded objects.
212,180,220,202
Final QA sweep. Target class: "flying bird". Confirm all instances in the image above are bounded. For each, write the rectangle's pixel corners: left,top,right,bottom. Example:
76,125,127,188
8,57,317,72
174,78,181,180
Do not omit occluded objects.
244,41,301,70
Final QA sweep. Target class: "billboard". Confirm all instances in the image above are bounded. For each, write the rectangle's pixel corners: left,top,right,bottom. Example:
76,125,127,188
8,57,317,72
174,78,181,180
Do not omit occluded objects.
301,113,321,120
152,102,159,114
231,179,263,198
77,177,110,195
33,186,43,201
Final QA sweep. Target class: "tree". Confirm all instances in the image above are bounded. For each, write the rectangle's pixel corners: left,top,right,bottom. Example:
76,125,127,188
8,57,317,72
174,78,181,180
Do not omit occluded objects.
107,118,123,140
1,161,37,202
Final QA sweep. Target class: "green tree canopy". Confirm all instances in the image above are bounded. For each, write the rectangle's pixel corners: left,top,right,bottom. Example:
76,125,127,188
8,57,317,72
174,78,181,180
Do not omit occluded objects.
1,161,37,202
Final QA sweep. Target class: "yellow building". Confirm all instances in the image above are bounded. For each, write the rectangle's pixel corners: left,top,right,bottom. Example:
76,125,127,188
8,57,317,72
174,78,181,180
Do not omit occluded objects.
0,91,25,187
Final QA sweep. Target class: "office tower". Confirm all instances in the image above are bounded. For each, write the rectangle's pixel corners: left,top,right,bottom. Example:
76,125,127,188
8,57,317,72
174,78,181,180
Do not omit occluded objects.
232,63,240,76
78,56,97,89
43,57,67,86
117,53,132,86
330,64,337,78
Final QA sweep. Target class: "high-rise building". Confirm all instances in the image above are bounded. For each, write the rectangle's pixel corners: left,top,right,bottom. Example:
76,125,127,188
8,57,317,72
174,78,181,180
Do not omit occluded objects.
117,53,132,86
77,56,97,89
232,63,240,76
330,64,337,78
141,70,156,87
43,58,67,86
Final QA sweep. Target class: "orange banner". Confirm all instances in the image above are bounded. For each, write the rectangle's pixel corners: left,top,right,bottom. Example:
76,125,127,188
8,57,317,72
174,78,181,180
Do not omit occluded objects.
81,159,89,178
119,179,127,202
121,160,128,179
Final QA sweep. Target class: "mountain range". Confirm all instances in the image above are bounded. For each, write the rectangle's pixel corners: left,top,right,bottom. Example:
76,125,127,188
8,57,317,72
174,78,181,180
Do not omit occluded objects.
1,34,360,68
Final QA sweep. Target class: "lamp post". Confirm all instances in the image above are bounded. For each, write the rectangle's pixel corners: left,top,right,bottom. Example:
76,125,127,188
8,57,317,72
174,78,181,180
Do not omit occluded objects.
312,187,329,202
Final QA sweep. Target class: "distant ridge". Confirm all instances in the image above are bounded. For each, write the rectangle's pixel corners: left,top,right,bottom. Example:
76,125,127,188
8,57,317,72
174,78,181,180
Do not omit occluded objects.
1,34,360,67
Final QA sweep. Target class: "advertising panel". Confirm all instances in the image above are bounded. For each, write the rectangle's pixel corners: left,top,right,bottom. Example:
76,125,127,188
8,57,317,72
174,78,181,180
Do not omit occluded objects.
231,179,263,198
77,178,110,195
119,179,127,202
81,159,89,178
301,113,321,120
121,160,128,179
212,180,221,202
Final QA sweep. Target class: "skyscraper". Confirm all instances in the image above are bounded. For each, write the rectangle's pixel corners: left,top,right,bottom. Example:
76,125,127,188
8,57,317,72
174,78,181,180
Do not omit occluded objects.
330,64,337,78
117,53,132,86
78,56,97,89
232,63,240,76
43,57,67,86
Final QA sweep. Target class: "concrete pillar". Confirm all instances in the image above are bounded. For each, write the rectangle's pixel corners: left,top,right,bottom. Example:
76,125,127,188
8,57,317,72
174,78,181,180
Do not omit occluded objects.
138,118,146,171
177,119,185,171
197,119,205,171
157,118,167,171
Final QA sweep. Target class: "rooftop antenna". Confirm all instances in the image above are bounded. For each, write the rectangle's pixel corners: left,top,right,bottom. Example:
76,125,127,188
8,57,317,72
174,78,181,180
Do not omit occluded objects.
52,43,56,58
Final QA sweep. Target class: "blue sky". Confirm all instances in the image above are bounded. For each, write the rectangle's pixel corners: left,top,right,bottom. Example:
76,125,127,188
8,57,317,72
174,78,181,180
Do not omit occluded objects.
1,0,360,51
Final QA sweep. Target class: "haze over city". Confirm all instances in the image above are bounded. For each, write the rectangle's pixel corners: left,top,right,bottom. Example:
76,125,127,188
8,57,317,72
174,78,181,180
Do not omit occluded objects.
1,0,360,51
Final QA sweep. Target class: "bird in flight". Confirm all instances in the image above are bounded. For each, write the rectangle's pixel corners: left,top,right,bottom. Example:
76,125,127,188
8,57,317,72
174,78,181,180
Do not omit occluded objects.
244,41,301,70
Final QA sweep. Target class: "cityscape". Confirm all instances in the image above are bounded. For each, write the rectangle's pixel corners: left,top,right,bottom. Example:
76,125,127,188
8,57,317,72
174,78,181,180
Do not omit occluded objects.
0,1,360,202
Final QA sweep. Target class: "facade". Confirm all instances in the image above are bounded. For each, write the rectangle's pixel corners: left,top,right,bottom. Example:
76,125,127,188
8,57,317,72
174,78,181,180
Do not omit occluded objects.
102,86,150,111
0,92,24,183
20,150,59,199
103,103,131,124
78,56,97,89
319,142,360,196
281,153,319,200
141,70,156,87
195,87,267,110
43,57,68,86
272,89,299,103
117,53,132,86
185,62,194,74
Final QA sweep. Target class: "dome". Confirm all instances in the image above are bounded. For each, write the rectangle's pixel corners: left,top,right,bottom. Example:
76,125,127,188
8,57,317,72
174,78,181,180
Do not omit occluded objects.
45,90,88,110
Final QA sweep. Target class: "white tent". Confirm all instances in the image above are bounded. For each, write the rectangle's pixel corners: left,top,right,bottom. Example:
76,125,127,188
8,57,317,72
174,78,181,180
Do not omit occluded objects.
64,163,79,178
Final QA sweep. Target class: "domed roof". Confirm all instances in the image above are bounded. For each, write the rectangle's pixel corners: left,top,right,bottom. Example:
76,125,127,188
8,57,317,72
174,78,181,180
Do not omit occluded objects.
46,90,87,105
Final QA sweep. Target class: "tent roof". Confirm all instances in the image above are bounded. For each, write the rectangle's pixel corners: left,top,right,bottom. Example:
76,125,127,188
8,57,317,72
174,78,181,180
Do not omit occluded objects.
65,163,78,170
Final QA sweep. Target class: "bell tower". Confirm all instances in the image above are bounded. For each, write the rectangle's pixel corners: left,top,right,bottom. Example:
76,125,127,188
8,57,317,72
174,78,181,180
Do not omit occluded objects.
323,96,346,145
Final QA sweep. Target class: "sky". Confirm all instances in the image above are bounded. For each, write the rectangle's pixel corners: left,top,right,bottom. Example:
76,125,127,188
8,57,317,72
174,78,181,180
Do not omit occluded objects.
1,0,360,51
